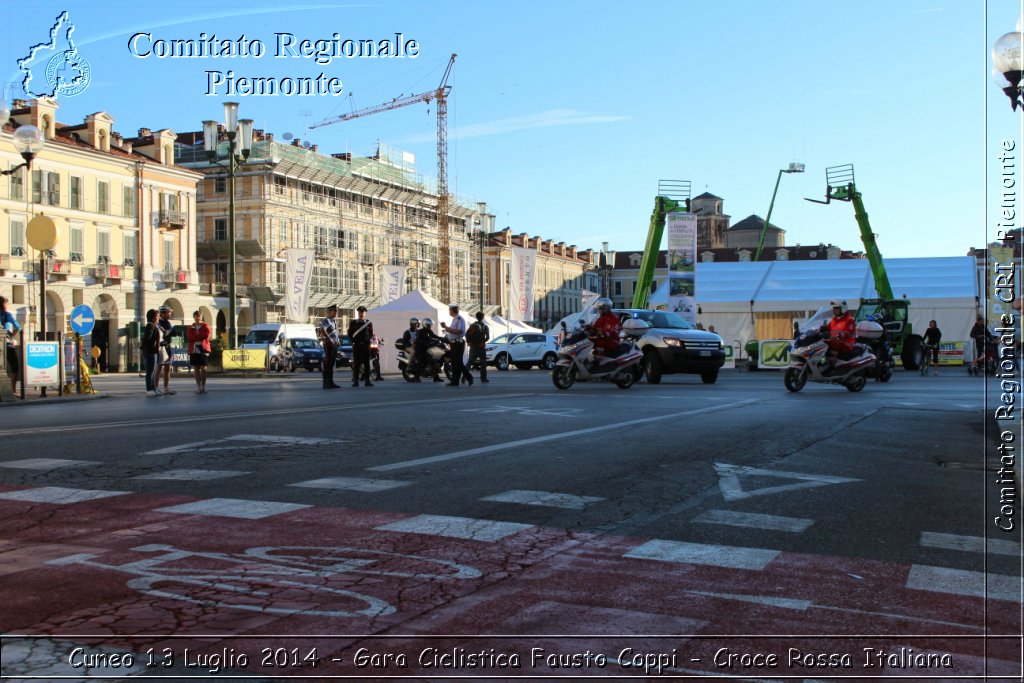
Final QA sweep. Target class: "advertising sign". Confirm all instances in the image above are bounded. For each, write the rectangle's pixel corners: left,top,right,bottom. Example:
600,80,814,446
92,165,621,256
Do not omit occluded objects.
666,212,697,323
222,349,267,371
722,341,737,369
757,339,793,369
509,246,537,321
380,265,407,306
284,248,315,323
25,342,61,387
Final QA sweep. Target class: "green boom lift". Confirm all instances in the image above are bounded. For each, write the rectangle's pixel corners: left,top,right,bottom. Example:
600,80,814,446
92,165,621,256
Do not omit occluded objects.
632,181,691,309
806,164,924,370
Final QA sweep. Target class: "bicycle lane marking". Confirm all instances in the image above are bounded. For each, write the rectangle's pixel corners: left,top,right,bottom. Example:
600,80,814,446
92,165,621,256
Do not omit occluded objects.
0,490,1018,680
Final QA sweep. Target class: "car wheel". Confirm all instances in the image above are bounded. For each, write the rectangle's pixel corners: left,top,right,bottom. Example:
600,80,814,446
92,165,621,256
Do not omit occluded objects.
541,353,557,370
269,357,279,372
700,368,718,384
644,350,663,384
495,353,510,371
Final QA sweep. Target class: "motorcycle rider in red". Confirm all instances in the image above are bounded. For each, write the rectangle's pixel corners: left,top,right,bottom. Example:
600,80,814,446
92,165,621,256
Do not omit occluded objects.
591,298,622,363
823,298,856,371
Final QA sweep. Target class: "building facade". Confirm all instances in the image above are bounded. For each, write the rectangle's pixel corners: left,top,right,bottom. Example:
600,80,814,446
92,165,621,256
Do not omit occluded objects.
178,135,481,336
484,228,598,328
1,98,203,371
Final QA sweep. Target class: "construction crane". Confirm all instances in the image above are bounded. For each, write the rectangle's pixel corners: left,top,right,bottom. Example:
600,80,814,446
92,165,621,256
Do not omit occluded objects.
311,53,457,302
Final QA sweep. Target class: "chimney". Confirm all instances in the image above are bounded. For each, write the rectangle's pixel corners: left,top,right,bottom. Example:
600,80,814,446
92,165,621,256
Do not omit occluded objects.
310,144,318,153
265,133,274,142
138,127,151,137
291,138,301,147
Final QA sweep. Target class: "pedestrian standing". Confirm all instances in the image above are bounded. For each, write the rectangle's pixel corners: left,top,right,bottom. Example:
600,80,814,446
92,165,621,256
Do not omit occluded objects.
320,304,341,389
348,305,374,387
1,296,21,393
187,311,211,394
466,311,490,383
923,320,942,375
142,309,161,397
157,305,176,395
969,316,989,364
441,303,470,386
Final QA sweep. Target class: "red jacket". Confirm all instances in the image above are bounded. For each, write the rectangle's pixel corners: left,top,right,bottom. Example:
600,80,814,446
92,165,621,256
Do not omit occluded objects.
592,311,622,353
187,322,211,354
827,313,856,354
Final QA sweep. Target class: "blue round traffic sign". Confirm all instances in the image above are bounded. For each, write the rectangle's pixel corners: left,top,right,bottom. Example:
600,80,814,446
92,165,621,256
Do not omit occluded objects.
70,304,96,335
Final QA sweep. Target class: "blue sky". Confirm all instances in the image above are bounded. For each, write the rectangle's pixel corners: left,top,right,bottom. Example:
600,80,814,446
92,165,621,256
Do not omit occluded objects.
1,1,1014,258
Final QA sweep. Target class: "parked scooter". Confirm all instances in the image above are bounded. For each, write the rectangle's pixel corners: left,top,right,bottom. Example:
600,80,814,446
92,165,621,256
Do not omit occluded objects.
856,317,894,382
784,329,876,392
401,337,453,383
551,323,645,390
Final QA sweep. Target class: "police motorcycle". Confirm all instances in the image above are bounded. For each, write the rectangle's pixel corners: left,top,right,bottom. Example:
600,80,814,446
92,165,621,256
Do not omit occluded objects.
856,316,894,382
401,318,453,383
551,318,647,390
784,324,876,393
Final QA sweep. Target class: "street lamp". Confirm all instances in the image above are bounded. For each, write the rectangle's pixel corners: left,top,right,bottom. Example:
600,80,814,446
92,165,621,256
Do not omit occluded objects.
754,162,805,261
1,121,45,177
473,201,492,314
993,30,1024,110
203,102,253,350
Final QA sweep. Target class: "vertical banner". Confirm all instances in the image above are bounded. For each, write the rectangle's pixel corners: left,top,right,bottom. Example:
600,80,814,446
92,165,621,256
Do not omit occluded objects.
284,248,315,323
509,246,537,321
379,265,407,306
666,212,698,322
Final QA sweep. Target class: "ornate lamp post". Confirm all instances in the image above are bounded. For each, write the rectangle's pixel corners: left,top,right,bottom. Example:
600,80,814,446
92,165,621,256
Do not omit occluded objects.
993,30,1024,110
202,103,253,349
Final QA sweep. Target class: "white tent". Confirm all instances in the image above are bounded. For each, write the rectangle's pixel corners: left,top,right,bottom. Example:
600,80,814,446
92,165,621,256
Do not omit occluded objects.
694,256,979,352
369,290,453,374
489,315,543,337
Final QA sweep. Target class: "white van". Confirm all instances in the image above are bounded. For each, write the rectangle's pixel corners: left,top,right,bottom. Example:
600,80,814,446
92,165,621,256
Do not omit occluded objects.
242,323,318,370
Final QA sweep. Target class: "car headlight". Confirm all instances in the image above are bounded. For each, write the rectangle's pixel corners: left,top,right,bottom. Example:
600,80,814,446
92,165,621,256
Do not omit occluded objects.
664,338,683,347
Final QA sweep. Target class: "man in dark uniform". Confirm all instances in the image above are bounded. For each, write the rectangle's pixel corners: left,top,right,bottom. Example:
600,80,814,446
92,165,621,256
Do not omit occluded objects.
348,305,374,387
414,318,445,382
466,311,490,383
320,304,341,389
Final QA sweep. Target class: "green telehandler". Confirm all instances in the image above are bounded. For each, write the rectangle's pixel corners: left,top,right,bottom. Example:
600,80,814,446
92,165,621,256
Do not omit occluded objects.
805,164,924,370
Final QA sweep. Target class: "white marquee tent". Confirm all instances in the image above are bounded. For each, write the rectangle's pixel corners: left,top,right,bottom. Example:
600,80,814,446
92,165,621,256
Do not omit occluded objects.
369,290,454,374
677,256,980,351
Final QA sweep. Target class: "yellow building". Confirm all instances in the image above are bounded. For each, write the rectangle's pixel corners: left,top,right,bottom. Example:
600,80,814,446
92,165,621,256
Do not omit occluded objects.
0,98,204,371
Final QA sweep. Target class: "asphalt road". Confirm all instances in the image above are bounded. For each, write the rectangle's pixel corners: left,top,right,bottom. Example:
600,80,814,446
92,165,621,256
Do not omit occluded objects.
0,367,1019,680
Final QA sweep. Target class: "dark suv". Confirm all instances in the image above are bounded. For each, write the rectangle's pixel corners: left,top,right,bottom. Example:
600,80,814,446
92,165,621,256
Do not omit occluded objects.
615,309,725,384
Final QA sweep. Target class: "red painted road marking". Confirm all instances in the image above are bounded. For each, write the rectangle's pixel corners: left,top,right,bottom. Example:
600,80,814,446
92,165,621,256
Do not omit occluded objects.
0,487,1018,679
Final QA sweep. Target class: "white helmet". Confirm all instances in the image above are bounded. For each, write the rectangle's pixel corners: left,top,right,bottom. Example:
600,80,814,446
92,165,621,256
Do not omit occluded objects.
409,317,420,326
595,297,613,314
829,298,848,315
422,318,434,328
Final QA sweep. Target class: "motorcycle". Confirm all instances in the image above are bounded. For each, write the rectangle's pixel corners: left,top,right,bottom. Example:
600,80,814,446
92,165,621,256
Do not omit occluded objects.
369,336,383,380
551,326,644,390
856,317,893,382
784,329,876,393
400,338,453,383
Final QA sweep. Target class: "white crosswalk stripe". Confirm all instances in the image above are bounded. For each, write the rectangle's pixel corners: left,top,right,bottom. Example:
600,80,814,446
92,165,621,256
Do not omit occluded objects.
0,486,127,504
482,489,604,510
0,458,98,470
290,476,411,492
134,469,247,481
376,514,533,542
906,565,1019,602
920,531,1020,556
692,509,813,533
155,498,309,519
625,539,780,570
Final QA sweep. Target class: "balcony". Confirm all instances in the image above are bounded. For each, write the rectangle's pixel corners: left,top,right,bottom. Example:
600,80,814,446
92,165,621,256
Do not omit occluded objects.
199,283,213,295
49,259,72,279
174,270,190,289
158,209,187,230
95,263,122,281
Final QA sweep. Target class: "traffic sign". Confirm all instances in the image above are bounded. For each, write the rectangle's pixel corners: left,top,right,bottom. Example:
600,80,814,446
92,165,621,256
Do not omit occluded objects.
70,305,96,336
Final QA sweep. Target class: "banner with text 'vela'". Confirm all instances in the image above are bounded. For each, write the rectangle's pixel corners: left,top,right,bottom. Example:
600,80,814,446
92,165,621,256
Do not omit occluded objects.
509,246,537,321
284,248,315,322
379,265,407,307
666,212,697,323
